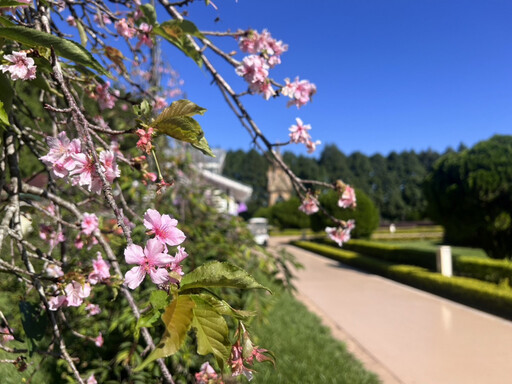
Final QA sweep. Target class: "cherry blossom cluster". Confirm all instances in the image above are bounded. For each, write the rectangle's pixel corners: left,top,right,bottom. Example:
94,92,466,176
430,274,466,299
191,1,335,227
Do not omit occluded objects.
326,220,355,247
39,224,65,253
90,81,118,110
48,252,110,311
75,213,99,250
238,29,288,67
124,209,188,289
0,51,37,81
288,118,321,153
40,131,120,194
235,29,288,100
195,362,223,384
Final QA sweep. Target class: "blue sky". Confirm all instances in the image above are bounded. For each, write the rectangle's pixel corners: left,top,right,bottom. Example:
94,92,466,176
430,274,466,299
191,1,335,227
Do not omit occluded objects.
160,0,512,156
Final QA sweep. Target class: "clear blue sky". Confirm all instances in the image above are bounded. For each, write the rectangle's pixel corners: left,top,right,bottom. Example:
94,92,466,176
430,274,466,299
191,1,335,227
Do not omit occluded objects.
160,0,512,156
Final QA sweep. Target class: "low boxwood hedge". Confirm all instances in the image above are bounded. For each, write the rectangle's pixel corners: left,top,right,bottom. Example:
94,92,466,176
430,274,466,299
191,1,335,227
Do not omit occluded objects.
313,237,512,285
293,240,512,319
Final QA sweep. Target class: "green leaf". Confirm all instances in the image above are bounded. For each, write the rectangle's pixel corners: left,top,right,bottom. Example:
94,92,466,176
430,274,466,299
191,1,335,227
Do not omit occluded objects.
150,290,170,310
0,0,30,7
151,99,214,157
140,3,157,26
76,20,88,47
0,26,109,77
193,293,255,321
135,295,195,372
190,295,230,368
0,101,9,126
180,261,271,293
191,136,215,157
153,20,204,66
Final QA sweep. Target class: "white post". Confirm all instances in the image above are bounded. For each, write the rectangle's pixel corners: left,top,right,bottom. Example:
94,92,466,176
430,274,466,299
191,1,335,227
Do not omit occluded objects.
436,246,453,277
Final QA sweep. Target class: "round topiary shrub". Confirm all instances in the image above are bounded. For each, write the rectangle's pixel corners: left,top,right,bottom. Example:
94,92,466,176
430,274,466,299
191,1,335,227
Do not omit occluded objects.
310,189,380,238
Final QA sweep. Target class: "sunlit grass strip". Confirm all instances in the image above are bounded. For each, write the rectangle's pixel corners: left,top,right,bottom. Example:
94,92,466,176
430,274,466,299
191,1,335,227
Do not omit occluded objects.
293,241,512,320
250,291,380,384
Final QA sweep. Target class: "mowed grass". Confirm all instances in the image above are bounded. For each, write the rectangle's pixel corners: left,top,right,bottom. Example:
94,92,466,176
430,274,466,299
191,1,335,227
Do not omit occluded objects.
250,292,380,384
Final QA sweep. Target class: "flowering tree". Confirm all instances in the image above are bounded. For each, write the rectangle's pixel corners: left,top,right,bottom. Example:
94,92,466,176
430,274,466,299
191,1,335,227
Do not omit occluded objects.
0,0,356,382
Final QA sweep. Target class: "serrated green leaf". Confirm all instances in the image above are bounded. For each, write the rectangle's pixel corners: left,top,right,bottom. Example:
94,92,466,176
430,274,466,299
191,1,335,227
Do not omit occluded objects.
135,309,161,335
0,26,109,77
191,136,215,157
180,261,271,293
140,3,157,26
151,99,213,155
190,295,230,368
0,101,9,126
135,295,195,372
153,20,203,66
76,20,88,47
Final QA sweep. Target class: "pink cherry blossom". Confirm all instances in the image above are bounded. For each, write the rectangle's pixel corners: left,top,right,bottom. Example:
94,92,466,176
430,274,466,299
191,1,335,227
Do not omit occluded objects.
86,375,98,384
85,303,101,316
0,51,37,81
40,131,82,178
143,209,186,247
338,185,357,209
46,264,64,278
99,150,120,183
115,18,136,39
124,238,174,289
94,333,103,347
167,246,188,283
305,138,321,154
70,153,96,189
65,281,91,307
136,23,153,49
249,80,275,100
288,118,311,144
281,77,316,108
154,97,167,110
66,16,76,27
48,295,67,311
81,213,99,236
88,253,110,284
235,55,269,85
325,226,352,247
299,195,319,215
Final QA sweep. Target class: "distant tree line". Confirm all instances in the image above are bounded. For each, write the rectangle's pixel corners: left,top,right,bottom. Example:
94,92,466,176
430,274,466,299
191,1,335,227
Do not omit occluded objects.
222,144,465,221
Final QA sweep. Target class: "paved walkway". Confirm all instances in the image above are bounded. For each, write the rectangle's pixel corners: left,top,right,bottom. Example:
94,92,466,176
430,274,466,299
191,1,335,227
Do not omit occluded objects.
270,237,512,384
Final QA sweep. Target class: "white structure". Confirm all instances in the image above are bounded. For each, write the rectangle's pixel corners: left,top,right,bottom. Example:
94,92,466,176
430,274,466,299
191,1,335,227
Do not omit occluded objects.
199,169,253,215
436,246,453,277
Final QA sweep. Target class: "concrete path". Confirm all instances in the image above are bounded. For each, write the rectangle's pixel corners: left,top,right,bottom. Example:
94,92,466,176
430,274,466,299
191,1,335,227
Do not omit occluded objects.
270,237,512,384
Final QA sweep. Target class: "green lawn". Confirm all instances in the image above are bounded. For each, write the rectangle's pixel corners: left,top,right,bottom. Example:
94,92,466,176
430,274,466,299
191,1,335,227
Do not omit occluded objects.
250,292,380,384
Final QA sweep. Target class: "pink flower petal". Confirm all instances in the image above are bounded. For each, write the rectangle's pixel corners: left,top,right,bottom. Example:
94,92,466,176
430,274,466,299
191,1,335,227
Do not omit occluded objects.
148,268,170,285
124,244,145,265
124,266,146,289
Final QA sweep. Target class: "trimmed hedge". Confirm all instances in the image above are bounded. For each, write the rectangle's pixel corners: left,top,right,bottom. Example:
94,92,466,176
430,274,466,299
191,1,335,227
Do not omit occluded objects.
293,241,512,319
313,237,512,285
314,237,438,270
